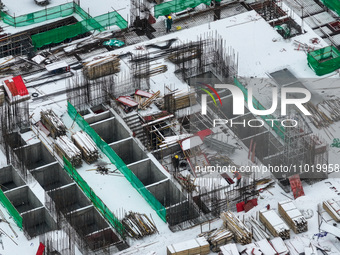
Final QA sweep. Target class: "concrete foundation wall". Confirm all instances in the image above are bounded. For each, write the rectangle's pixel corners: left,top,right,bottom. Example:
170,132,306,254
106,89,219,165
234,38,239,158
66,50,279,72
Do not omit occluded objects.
4,132,26,149
152,144,182,160
128,159,167,186
212,95,250,119
0,165,25,191
22,207,57,238
230,114,268,139
110,138,147,165
31,163,73,191
85,110,113,125
48,184,92,214
90,117,130,144
14,142,56,170
5,186,43,214
147,180,185,207
68,206,110,236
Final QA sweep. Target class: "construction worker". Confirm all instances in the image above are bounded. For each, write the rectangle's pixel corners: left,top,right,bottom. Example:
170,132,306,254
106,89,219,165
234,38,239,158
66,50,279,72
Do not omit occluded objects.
172,154,179,173
165,16,173,33
233,170,242,187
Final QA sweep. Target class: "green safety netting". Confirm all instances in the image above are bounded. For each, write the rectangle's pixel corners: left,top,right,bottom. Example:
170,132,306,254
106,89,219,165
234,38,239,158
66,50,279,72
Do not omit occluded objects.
331,138,340,148
321,0,340,16
307,46,340,76
234,78,285,140
154,0,211,18
31,11,128,48
0,189,22,229
0,3,90,27
67,102,167,223
63,157,126,239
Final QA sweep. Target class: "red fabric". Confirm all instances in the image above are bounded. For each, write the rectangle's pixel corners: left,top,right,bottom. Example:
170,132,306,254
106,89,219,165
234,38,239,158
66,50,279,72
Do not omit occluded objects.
236,201,245,212
148,14,156,24
36,242,45,255
249,198,258,206
289,174,305,199
195,129,212,140
12,75,28,96
244,201,255,212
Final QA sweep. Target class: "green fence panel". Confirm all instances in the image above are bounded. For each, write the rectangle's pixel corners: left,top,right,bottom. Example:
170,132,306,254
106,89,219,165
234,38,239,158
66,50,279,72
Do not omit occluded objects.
0,189,22,229
154,0,211,18
0,3,80,27
234,78,285,140
321,0,340,16
67,102,167,222
307,45,340,76
63,157,126,238
32,10,127,48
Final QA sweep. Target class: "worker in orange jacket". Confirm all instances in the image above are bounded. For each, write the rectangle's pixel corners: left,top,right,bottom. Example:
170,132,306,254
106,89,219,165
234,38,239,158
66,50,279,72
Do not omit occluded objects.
233,170,242,187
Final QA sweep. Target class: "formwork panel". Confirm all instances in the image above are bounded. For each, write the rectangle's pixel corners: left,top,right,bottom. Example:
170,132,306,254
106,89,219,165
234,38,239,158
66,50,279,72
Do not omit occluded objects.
14,142,56,170
110,138,147,165
5,186,43,214
68,206,110,237
85,228,121,251
48,184,92,214
31,163,73,191
90,117,130,144
147,180,185,207
128,159,167,186
0,165,26,191
22,207,57,238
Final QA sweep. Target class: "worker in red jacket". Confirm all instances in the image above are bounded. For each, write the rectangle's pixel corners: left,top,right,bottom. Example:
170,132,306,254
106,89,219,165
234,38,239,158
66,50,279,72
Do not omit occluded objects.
233,170,242,187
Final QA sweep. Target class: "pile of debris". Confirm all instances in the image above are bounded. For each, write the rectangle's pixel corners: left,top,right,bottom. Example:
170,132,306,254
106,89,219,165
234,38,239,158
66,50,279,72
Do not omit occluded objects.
259,208,290,240
245,217,270,241
54,135,82,167
122,212,158,239
71,131,99,164
40,109,67,139
278,200,307,234
220,211,252,244
199,228,234,252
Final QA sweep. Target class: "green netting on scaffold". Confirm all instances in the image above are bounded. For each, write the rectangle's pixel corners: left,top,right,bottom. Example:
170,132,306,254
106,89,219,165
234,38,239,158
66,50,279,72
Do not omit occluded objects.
154,0,211,18
63,157,126,239
321,0,340,16
307,46,340,76
31,11,128,48
234,78,285,140
67,102,167,223
0,3,90,27
0,188,22,229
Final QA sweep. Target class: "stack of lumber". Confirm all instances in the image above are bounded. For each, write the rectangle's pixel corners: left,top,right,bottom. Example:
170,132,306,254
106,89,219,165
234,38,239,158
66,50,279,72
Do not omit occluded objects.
323,199,340,222
245,217,270,241
122,212,157,239
166,237,210,255
83,54,120,80
259,209,290,240
0,88,4,105
200,228,233,251
305,102,334,129
174,90,196,110
54,135,82,167
71,131,99,164
220,211,252,244
41,109,67,139
278,200,307,234
133,65,168,78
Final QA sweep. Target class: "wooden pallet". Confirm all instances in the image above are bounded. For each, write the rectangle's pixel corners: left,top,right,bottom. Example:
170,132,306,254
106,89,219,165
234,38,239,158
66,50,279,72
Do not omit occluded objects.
323,199,340,222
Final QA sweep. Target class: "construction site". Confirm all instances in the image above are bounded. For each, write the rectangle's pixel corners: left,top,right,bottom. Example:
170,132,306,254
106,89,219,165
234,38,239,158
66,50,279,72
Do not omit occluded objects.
0,0,340,254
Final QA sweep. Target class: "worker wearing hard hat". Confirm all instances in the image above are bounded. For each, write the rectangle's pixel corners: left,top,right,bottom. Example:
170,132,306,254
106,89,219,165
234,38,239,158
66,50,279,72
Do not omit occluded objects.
172,154,179,172
166,15,173,33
